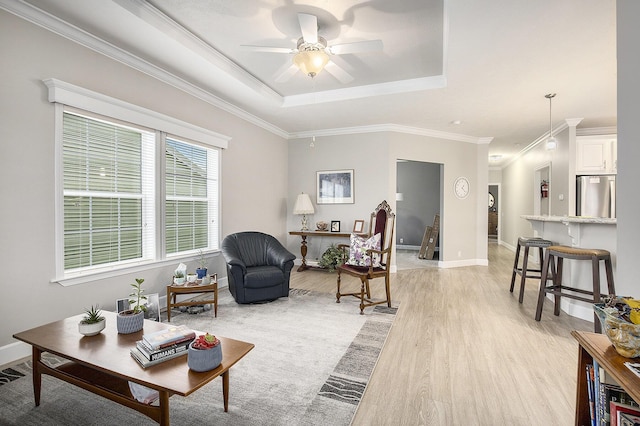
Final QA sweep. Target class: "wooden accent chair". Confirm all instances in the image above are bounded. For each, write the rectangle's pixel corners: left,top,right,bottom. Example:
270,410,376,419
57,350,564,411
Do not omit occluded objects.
336,200,395,314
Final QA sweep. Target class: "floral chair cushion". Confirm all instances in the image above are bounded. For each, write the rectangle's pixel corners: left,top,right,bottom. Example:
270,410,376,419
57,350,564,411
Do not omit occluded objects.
347,233,382,267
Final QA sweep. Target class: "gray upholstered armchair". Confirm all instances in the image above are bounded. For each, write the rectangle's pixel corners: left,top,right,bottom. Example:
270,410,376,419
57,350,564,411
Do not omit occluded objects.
221,231,296,304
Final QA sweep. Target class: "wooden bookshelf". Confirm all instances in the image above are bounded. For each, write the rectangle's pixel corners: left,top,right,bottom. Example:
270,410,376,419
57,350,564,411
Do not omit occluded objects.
572,330,640,425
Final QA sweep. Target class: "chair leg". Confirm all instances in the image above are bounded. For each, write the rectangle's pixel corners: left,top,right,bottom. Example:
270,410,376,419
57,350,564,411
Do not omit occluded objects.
364,281,371,299
535,251,552,321
553,258,563,316
336,270,342,303
518,245,531,303
592,257,602,333
510,242,522,293
385,276,392,308
605,257,616,296
359,278,367,315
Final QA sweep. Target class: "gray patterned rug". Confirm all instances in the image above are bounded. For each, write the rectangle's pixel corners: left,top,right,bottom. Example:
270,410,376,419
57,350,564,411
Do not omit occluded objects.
0,288,397,425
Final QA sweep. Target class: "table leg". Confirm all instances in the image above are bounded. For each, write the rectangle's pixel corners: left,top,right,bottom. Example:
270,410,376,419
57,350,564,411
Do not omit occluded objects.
166,286,172,322
222,370,229,412
32,346,42,406
214,284,218,318
297,235,309,272
159,391,170,426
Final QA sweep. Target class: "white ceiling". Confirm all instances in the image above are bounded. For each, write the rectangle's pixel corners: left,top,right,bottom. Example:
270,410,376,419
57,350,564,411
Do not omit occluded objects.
7,0,617,166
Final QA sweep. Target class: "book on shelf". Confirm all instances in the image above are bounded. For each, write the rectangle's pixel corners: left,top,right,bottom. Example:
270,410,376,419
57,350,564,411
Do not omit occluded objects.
130,346,187,369
611,401,640,426
142,325,195,350
619,411,640,426
593,361,639,426
136,339,192,361
588,364,596,426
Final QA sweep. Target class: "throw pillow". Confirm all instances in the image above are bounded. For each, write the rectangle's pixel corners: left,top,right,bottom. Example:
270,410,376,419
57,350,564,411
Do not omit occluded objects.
347,233,382,267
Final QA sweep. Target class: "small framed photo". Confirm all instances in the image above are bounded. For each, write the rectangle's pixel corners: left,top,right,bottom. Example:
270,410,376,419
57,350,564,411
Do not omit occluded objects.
317,169,354,204
331,220,341,232
116,298,129,313
353,219,365,233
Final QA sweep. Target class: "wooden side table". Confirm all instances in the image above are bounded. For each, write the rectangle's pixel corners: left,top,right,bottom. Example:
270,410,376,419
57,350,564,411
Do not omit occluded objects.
289,230,362,272
166,274,218,322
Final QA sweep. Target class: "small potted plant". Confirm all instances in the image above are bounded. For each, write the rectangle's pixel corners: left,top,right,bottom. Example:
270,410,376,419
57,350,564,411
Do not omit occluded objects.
196,249,208,279
173,270,185,285
117,278,147,334
78,305,106,336
318,244,345,271
187,333,222,372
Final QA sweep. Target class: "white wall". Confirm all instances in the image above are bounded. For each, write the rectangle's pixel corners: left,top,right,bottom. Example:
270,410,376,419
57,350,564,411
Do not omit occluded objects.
616,0,640,295
286,132,489,267
0,11,289,354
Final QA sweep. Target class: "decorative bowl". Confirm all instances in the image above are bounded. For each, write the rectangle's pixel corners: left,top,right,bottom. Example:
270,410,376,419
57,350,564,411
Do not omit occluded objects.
316,221,328,231
594,303,640,358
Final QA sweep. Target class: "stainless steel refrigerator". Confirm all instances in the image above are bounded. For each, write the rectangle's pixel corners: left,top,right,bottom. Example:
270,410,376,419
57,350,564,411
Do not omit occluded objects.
576,175,616,218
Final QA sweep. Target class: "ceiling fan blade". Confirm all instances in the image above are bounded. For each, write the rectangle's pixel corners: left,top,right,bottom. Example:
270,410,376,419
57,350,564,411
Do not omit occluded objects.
241,45,295,54
324,61,353,84
274,63,299,83
328,40,383,55
298,13,318,44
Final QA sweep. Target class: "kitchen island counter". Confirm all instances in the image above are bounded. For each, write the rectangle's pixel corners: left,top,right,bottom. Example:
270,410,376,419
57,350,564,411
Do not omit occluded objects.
521,214,616,324
521,215,616,225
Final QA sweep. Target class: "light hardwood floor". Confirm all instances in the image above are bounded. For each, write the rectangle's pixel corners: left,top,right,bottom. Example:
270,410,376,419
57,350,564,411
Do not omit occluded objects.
290,242,593,425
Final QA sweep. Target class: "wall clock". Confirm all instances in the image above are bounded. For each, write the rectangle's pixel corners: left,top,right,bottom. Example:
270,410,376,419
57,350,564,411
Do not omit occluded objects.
489,192,495,208
454,176,470,199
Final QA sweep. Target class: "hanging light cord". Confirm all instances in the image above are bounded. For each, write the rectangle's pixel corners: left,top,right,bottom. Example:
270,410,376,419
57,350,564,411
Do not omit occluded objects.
546,93,556,138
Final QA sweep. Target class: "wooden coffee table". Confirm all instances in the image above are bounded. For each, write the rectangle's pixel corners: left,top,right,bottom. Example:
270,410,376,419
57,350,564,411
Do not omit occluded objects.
13,311,254,425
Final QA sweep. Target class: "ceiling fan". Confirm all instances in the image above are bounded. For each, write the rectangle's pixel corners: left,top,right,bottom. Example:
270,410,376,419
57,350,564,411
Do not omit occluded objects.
242,13,383,83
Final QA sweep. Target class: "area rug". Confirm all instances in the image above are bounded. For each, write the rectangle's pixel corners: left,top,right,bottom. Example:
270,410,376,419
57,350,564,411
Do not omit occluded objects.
0,288,397,425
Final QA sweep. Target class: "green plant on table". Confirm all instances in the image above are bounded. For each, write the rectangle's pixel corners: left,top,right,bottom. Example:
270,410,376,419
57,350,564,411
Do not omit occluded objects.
81,305,104,324
128,278,148,314
175,270,185,279
318,244,345,271
198,249,207,269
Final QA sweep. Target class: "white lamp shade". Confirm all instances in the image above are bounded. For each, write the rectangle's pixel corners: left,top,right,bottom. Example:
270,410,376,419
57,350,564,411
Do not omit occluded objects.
293,193,314,215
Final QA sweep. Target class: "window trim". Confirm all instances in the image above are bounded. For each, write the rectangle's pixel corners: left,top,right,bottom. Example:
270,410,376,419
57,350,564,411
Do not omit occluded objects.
47,79,229,286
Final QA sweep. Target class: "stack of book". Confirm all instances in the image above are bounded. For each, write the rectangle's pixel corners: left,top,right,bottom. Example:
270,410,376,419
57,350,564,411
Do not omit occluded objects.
130,325,196,368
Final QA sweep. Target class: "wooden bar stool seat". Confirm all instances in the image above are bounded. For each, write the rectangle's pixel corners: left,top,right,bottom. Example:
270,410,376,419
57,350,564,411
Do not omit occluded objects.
510,237,554,303
535,245,615,332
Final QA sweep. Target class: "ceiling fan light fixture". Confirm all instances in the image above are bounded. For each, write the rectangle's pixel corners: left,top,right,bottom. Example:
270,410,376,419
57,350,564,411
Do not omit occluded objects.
293,49,329,78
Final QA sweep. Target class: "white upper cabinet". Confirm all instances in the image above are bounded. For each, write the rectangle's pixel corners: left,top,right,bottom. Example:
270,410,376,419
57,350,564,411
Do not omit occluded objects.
576,135,617,174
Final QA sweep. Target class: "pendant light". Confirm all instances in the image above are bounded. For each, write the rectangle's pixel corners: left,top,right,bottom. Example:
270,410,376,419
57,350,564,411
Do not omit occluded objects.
545,93,557,150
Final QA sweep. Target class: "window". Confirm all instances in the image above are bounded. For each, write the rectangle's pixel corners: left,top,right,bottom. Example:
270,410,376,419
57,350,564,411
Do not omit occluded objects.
48,79,229,284
62,112,155,271
165,138,219,254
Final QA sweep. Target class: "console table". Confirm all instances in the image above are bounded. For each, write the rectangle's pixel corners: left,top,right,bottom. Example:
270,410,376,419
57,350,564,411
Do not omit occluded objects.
572,330,640,425
289,230,355,272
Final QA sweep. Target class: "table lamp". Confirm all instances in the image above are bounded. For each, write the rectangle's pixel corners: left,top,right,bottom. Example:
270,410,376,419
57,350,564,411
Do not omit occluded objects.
293,192,314,231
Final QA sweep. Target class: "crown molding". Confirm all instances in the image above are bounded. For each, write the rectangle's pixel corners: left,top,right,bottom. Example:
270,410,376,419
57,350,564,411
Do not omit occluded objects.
282,76,447,107
111,0,283,104
289,123,490,144
0,0,289,139
577,126,617,136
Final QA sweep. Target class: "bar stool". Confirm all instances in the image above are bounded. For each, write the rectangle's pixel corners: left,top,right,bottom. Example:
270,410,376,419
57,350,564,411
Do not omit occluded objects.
510,237,554,303
535,245,615,333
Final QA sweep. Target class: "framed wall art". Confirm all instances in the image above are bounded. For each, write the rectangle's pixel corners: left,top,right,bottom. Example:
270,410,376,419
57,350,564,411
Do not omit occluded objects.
316,169,354,204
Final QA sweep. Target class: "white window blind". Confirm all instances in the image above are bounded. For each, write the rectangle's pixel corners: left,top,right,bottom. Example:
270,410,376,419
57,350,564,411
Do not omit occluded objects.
165,138,219,254
62,112,155,272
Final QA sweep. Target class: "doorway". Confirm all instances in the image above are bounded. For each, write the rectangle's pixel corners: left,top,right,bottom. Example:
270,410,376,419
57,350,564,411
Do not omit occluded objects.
488,184,499,242
395,159,442,269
